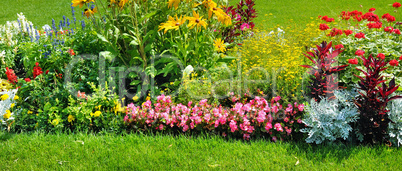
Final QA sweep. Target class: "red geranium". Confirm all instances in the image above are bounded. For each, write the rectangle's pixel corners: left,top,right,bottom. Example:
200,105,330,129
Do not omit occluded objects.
399,55,402,60
67,49,75,56
319,23,329,30
335,44,344,49
344,29,353,36
328,28,343,37
390,59,399,66
348,58,358,65
367,22,382,29
377,53,385,60
393,29,401,34
362,12,379,22
24,78,31,82
355,32,365,39
384,26,394,33
382,13,396,22
33,62,43,79
5,67,18,84
393,2,401,8
369,8,376,12
355,50,365,56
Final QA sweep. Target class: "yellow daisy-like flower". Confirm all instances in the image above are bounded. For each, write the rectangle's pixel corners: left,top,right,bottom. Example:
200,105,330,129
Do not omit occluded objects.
51,119,59,126
27,110,33,114
167,0,181,9
202,0,216,8
133,96,139,101
10,103,15,108
72,0,95,8
119,0,129,8
92,111,101,117
3,110,11,119
158,15,186,33
1,94,9,100
213,38,226,53
84,7,97,18
186,11,207,30
215,11,232,26
13,95,19,100
68,115,75,123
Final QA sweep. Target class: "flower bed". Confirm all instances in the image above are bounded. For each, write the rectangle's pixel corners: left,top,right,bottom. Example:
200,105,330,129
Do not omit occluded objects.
1,0,402,147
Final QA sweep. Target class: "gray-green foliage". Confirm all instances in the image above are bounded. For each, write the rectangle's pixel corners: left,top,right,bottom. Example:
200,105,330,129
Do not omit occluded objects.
301,89,359,144
388,98,402,147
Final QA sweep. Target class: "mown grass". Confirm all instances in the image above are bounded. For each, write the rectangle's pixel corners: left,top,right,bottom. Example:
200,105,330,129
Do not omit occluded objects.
0,132,401,170
1,0,400,28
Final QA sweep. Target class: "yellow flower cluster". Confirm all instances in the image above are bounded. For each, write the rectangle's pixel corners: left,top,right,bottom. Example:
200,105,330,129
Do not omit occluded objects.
0,94,9,100
90,111,102,117
160,0,231,33
229,20,324,100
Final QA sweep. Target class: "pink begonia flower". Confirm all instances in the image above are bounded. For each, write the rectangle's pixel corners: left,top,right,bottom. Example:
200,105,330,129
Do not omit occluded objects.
230,120,238,132
272,136,277,142
243,133,251,140
240,23,250,31
158,124,164,130
265,122,272,131
236,14,241,21
285,104,293,112
274,123,283,132
182,124,189,132
256,110,266,123
298,104,304,111
274,96,281,102
285,127,292,135
284,117,289,123
123,115,129,122
297,119,303,124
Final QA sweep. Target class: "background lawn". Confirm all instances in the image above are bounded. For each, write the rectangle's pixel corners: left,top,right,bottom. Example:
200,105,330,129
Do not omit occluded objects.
0,0,400,28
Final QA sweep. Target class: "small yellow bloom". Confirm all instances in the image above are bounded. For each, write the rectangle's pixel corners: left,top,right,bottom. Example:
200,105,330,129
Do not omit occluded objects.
72,0,95,8
84,7,97,18
1,94,9,100
51,119,59,126
92,111,101,117
10,103,15,108
118,0,129,8
213,38,226,53
28,110,33,114
3,110,11,119
146,96,151,101
13,95,19,100
186,11,207,30
133,96,139,101
167,0,181,9
68,115,75,122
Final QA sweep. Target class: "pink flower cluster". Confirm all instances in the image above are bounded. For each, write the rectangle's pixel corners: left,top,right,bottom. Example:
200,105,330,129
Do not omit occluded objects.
124,94,305,141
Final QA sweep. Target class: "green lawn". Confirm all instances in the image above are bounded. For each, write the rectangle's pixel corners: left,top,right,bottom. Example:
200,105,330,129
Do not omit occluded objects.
0,132,401,170
1,0,400,28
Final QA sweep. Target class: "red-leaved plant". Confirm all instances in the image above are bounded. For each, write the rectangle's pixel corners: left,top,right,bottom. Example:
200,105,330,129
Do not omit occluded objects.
222,0,257,44
354,54,402,145
301,41,348,102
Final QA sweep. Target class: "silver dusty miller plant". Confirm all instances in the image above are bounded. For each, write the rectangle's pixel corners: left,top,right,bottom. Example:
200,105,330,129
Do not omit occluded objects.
301,89,359,144
388,98,402,147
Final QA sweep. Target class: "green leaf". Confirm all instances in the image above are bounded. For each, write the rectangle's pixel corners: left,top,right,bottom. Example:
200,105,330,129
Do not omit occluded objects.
96,33,109,43
130,80,142,86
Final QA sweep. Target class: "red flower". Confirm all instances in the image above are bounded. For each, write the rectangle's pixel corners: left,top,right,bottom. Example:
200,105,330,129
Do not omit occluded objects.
33,62,43,79
393,2,401,8
399,55,402,60
5,67,18,84
369,8,376,12
321,16,328,21
355,32,366,39
24,78,31,82
377,53,385,60
384,26,394,32
362,12,379,22
348,58,359,65
319,23,329,30
325,18,334,22
367,22,382,29
46,70,49,74
344,29,353,36
58,73,63,79
355,50,365,56
390,59,399,66
382,13,396,22
328,28,343,37
67,49,75,56
335,44,344,49
393,29,401,34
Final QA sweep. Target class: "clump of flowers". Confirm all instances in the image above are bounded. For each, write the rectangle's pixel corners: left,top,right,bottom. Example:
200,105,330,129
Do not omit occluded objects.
124,94,304,141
